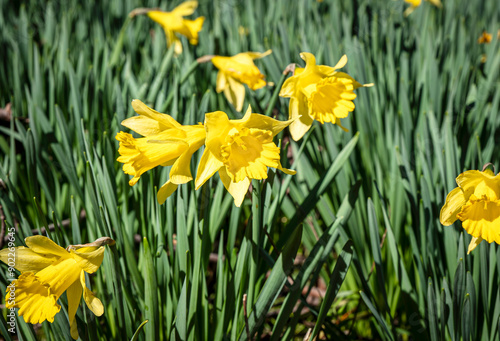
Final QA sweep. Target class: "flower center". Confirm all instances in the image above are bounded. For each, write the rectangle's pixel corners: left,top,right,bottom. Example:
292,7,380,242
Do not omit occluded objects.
220,127,280,182
303,77,357,124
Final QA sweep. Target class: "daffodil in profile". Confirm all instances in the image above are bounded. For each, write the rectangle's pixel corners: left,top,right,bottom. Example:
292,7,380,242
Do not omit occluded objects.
144,1,204,54
195,106,295,206
440,167,500,253
116,100,206,204
279,52,373,141
0,236,114,340
211,50,272,112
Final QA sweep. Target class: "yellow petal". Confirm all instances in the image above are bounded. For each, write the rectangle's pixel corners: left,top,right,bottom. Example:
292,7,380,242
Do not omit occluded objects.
224,76,246,111
80,271,104,316
237,107,294,137
216,71,228,93
171,0,199,16
195,148,224,189
35,257,81,298
241,49,272,60
169,125,206,184
456,170,500,201
176,17,204,45
66,278,83,340
70,246,105,274
0,246,58,273
25,236,69,258
129,100,182,130
439,187,466,225
289,96,314,141
300,52,317,69
467,236,482,254
157,180,179,204
279,76,297,98
458,197,500,244
317,55,348,76
219,167,250,207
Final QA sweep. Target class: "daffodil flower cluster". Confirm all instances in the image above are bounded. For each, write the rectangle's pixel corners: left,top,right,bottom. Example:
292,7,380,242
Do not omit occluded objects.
116,101,295,207
0,236,114,340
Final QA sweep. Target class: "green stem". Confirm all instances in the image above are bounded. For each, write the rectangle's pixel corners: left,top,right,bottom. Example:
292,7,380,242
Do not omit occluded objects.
247,180,262,311
264,72,288,117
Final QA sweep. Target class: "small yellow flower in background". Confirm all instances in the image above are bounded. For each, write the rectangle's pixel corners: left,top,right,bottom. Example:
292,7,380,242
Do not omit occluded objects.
404,0,441,16
440,166,500,254
211,50,272,112
145,1,204,54
116,100,206,204
478,31,493,44
195,106,295,206
279,52,372,141
0,236,114,340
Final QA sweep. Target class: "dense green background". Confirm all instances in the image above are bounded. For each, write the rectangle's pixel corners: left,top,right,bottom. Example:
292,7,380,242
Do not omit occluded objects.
0,0,499,340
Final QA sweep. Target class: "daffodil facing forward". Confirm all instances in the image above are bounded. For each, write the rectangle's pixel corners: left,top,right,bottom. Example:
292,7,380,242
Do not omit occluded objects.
116,100,206,204
143,1,204,54
279,52,373,141
440,166,500,253
195,107,295,206
0,236,114,339
211,50,272,112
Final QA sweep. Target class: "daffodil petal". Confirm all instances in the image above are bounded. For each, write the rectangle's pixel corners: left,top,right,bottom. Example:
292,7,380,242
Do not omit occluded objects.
129,100,182,130
67,277,83,340
157,180,179,204
439,187,466,226
467,236,483,254
25,236,69,258
195,148,223,189
80,271,104,316
71,246,105,274
289,96,313,141
224,76,246,112
458,198,500,244
171,0,198,16
219,168,250,207
0,246,58,273
279,77,297,98
216,71,227,93
237,110,294,137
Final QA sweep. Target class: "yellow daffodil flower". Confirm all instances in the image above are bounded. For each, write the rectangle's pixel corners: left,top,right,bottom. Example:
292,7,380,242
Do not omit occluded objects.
440,168,500,254
211,50,272,112
0,236,114,340
116,100,206,204
146,1,204,54
279,52,372,141
404,0,442,16
478,31,493,44
195,106,295,206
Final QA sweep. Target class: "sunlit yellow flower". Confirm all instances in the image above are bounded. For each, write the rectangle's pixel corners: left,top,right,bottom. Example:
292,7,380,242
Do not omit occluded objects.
404,0,441,16
440,168,500,254
211,50,272,112
146,1,204,54
195,106,295,206
116,100,206,204
0,236,114,340
279,52,372,141
478,31,493,44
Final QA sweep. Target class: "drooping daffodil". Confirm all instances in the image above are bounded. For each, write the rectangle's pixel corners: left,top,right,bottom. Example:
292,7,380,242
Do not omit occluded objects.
440,167,500,254
279,52,373,141
195,106,295,206
211,50,272,112
0,236,115,340
116,100,206,204
143,1,204,54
